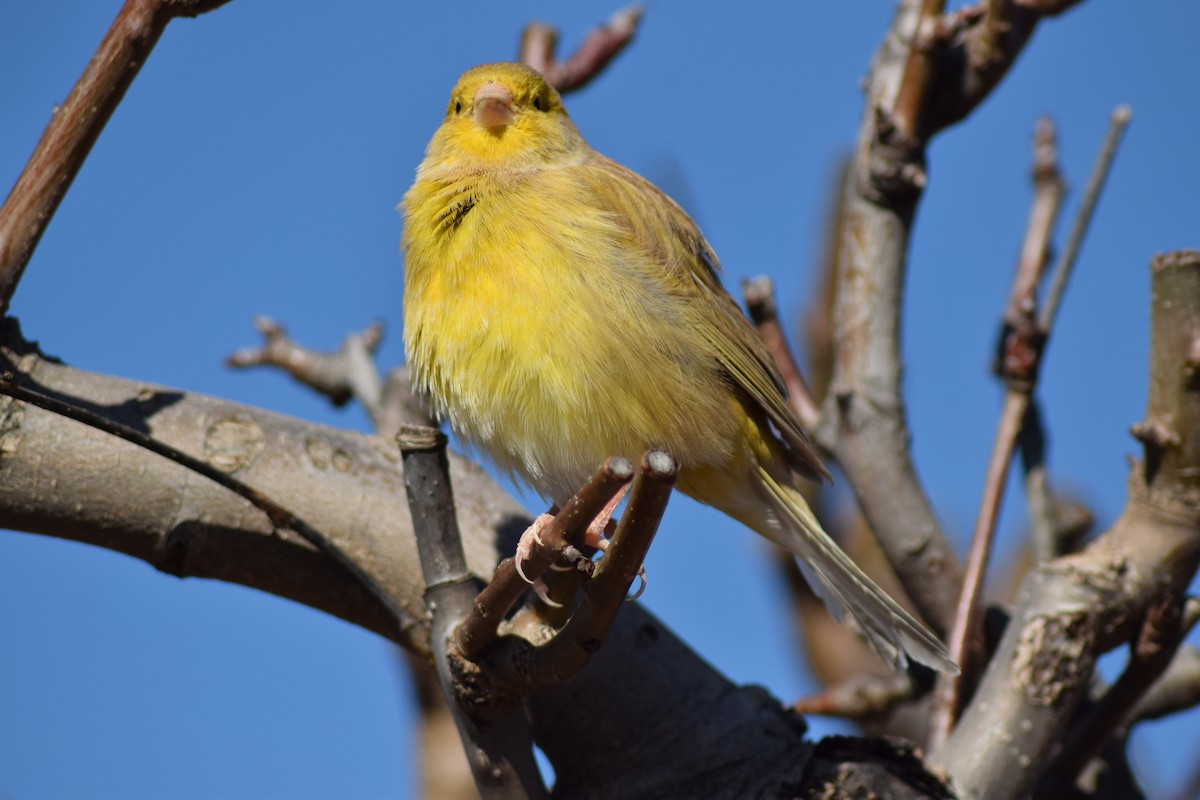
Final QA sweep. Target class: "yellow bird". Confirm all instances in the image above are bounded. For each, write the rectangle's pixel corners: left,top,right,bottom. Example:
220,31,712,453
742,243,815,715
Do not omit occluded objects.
402,62,956,673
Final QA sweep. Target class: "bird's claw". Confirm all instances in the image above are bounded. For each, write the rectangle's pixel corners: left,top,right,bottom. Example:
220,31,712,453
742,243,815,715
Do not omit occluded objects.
514,512,555,586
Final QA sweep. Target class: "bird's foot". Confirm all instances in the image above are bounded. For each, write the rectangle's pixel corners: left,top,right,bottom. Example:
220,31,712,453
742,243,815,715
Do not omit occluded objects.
514,512,556,585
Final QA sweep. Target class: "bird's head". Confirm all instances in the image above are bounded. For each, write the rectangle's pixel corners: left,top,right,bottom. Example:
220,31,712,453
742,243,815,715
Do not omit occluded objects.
418,62,586,174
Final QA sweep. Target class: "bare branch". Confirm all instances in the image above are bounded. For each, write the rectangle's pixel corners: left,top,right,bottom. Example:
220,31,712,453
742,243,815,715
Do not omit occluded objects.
519,6,642,94
814,0,966,635
399,426,546,800
1039,107,1132,331
1133,641,1200,724
227,316,381,406
0,348,409,636
743,276,822,432
0,318,514,654
1042,595,1196,793
0,0,232,313
933,250,1200,800
512,451,676,687
929,109,1128,747
793,670,918,722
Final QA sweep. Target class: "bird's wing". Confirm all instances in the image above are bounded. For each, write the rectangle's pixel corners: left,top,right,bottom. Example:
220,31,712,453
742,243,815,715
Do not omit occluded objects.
577,154,830,483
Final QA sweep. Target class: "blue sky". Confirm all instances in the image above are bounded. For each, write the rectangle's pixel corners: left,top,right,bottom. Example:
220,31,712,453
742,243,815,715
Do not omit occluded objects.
1,2,1197,798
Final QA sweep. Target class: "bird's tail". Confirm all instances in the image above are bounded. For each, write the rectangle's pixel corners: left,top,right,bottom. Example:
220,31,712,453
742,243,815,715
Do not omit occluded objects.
755,466,959,674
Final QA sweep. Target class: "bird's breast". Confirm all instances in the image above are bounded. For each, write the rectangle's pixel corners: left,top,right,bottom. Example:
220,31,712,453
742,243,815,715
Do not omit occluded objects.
403,171,740,500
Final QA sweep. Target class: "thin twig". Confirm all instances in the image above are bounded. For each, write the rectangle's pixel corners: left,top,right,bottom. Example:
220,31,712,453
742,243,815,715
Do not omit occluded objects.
793,670,918,721
743,276,822,432
1039,106,1132,330
0,0,231,314
519,6,642,94
1011,118,1065,563
227,316,384,410
0,369,407,631
928,391,1029,747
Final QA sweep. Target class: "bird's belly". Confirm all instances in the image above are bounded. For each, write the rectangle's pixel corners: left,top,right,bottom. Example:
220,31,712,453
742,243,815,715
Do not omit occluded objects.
407,250,740,502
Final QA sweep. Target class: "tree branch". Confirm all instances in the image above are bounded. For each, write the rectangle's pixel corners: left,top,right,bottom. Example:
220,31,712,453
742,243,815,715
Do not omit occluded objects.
519,6,643,93
0,318,516,655
0,0,232,314
933,250,1200,800
399,426,546,800
817,0,1092,639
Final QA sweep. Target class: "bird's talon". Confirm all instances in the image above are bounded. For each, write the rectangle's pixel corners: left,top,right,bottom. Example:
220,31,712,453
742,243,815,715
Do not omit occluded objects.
534,579,564,608
626,566,648,602
515,555,534,586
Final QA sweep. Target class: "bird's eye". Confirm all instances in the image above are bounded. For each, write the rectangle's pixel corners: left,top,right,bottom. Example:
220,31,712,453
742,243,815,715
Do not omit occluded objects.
533,96,543,111
454,101,462,114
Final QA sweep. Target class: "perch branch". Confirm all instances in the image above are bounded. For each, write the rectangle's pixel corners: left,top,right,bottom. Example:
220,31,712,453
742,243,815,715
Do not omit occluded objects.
0,0,232,313
513,451,676,687
455,458,634,663
399,426,546,800
0,325,946,797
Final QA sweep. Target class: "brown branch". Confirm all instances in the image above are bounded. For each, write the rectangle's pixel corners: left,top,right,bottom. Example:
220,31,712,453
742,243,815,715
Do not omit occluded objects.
0,318,515,655
814,0,967,636
0,355,411,637
1041,595,1196,794
743,276,822,432
891,0,948,143
227,316,382,406
928,115,1067,744
0,322,962,798
932,250,1200,800
930,109,1128,747
518,6,642,94
0,0,232,314
793,670,918,722
926,0,1086,134
818,0,1090,642
1039,107,1132,330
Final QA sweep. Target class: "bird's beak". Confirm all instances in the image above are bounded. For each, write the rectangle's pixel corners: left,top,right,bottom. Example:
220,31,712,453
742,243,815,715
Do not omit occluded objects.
473,82,515,130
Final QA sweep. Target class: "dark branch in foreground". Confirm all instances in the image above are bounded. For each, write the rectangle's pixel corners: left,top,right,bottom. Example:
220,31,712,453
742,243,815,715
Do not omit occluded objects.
399,426,546,800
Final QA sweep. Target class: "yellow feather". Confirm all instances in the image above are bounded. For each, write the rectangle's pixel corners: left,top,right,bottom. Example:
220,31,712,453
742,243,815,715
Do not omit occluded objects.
402,62,956,673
